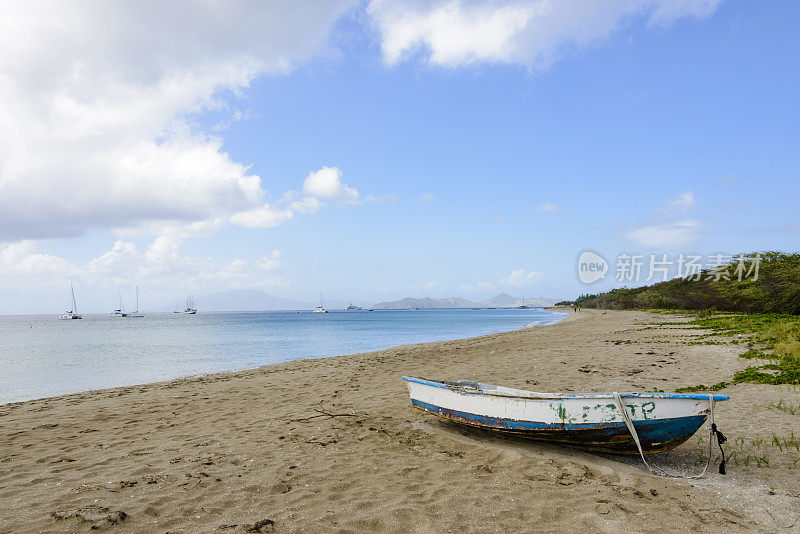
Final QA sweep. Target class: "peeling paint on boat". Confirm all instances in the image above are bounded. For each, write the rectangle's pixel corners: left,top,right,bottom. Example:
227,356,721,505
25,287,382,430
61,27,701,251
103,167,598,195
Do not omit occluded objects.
402,376,729,454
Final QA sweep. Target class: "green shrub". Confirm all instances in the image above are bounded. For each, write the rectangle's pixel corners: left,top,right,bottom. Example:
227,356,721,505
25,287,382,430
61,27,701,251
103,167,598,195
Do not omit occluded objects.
576,252,800,315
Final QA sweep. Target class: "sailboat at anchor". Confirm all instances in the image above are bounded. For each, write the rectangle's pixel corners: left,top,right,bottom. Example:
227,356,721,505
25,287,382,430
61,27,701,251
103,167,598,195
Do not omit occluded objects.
60,283,83,320
128,286,144,317
313,290,328,313
110,290,128,317
184,294,197,314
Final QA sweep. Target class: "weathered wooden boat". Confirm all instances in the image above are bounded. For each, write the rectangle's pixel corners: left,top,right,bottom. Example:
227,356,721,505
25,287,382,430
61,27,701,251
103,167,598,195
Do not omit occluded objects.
403,377,729,454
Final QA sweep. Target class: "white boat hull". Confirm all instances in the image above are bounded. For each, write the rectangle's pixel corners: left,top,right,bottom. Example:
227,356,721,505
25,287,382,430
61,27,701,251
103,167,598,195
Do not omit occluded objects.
403,377,729,453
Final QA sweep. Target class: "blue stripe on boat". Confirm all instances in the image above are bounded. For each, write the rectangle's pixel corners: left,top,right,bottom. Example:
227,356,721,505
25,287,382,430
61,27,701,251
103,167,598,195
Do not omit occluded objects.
402,376,730,401
411,398,707,448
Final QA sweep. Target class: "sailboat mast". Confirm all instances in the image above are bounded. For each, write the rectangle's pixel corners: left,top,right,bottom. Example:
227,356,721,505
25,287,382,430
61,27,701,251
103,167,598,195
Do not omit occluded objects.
71,283,77,312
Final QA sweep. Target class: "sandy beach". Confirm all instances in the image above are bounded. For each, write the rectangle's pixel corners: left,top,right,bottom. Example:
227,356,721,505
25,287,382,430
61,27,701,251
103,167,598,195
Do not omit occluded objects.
1,310,798,533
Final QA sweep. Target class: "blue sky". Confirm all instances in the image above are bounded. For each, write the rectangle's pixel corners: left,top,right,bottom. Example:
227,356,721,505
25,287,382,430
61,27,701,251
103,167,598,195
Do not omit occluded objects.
0,0,798,313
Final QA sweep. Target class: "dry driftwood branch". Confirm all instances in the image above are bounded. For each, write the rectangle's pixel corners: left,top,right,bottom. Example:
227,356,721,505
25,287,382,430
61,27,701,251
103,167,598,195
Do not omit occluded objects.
290,406,359,422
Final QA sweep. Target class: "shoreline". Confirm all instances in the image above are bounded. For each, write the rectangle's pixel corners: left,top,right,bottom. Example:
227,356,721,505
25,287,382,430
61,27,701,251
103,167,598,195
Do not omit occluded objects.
1,309,571,407
1,309,797,532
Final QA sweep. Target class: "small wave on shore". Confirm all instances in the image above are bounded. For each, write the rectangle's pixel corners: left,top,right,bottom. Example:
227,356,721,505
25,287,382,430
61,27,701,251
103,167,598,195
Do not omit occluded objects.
527,311,570,328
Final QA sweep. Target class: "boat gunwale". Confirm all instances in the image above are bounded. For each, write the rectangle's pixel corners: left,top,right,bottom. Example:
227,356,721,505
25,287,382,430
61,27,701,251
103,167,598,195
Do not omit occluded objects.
402,376,730,402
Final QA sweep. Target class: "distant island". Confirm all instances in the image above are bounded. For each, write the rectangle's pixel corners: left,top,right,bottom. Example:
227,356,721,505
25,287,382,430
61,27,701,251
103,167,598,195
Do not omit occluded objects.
373,293,557,310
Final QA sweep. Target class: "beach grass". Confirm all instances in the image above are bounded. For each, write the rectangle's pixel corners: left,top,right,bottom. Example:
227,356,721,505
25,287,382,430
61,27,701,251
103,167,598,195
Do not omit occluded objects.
690,313,800,386
662,313,800,392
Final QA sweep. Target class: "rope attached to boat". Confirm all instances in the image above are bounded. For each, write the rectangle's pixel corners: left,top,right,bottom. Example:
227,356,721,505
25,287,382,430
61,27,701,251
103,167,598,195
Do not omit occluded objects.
611,392,726,479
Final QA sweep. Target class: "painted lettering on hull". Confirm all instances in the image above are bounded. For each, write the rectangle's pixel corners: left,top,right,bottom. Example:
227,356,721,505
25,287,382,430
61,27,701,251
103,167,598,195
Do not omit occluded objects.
549,400,658,425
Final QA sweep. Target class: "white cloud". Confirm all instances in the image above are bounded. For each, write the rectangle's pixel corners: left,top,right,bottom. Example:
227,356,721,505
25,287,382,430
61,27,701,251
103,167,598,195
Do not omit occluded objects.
144,236,183,265
0,238,287,299
656,191,696,216
369,0,533,66
647,0,721,27
255,250,283,272
228,165,372,228
499,268,546,287
368,0,722,68
89,240,141,274
288,196,324,215
534,202,559,212
1,1,717,244
418,192,436,202
229,204,295,229
0,241,73,278
624,192,703,248
626,219,703,249
302,166,360,205
0,1,354,241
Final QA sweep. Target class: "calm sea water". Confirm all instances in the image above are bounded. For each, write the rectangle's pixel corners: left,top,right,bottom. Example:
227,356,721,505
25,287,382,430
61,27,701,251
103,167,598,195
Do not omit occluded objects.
0,308,566,404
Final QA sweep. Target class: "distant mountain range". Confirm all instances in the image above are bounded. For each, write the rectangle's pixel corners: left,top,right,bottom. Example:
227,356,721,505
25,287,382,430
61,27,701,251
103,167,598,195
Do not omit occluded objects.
153,290,557,312
372,293,557,309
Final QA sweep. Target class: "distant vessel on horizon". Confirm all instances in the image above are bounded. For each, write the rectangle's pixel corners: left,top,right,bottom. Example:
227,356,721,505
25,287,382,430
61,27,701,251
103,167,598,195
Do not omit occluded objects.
59,283,83,320
128,286,144,317
110,290,128,317
343,302,361,311
518,295,530,309
184,294,197,314
313,290,329,313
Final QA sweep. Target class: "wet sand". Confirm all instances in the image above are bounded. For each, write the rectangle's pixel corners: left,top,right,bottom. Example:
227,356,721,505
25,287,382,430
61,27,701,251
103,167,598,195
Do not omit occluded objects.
1,310,798,533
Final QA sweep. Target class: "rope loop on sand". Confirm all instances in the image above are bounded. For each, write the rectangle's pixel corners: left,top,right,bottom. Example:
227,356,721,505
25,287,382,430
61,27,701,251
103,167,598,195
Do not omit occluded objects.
611,392,726,479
